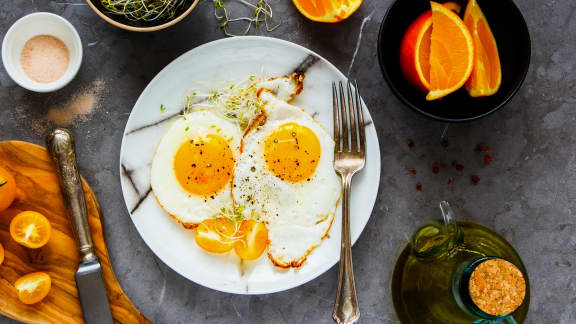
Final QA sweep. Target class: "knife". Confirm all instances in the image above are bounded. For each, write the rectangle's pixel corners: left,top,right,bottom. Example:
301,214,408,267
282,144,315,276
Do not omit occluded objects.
47,128,114,324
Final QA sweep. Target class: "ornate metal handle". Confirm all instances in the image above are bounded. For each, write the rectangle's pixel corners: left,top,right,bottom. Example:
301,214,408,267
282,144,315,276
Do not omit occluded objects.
333,173,360,324
46,128,97,263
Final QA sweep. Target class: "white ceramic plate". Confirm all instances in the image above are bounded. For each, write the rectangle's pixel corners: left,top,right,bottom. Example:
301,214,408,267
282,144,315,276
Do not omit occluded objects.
119,36,381,294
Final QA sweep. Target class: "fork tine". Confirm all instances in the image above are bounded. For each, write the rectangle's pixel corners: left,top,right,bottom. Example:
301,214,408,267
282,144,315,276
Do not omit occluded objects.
347,81,358,152
354,80,366,153
338,81,349,152
332,82,340,152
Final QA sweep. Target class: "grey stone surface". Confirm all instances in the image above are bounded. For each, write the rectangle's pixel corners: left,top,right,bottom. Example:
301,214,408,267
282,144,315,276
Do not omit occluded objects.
0,0,574,323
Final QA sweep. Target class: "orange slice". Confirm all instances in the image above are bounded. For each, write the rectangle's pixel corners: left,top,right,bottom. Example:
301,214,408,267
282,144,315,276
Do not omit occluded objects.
234,220,268,260
400,2,462,92
14,272,52,305
10,211,52,249
194,218,237,254
0,166,16,213
464,0,502,97
427,1,474,101
292,0,362,23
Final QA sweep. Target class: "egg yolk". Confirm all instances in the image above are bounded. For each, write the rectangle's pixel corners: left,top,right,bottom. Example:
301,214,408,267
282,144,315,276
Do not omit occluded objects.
264,122,321,183
174,134,235,196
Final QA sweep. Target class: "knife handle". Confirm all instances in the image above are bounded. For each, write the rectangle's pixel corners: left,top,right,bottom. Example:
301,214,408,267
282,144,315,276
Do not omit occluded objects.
47,128,97,263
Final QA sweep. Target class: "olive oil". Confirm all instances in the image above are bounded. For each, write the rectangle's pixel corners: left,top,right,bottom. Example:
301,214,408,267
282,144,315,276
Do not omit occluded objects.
391,202,529,324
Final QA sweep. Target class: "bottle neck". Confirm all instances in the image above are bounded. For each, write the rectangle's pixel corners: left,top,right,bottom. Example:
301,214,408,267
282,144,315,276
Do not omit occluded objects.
411,201,462,259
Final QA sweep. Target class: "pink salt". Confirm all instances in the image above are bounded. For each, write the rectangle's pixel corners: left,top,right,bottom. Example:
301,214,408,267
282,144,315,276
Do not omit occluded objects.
20,35,70,83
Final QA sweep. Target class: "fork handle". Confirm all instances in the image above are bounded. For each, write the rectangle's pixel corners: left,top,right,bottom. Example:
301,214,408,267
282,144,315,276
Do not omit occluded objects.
333,173,360,324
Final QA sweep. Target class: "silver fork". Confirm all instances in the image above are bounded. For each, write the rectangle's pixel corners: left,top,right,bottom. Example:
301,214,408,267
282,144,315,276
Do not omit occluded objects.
332,80,366,324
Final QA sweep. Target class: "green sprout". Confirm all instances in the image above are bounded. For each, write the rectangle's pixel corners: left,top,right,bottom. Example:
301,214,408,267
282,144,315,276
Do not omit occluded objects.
183,76,264,131
212,0,282,37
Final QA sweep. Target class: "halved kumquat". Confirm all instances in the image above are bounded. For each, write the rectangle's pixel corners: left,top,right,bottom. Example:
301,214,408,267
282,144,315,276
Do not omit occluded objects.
194,218,237,254
464,0,502,97
292,0,362,23
234,220,268,260
427,1,474,101
10,211,52,249
14,272,52,305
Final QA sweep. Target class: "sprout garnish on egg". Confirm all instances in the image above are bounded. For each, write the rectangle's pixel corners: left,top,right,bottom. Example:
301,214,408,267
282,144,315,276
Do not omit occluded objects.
184,76,265,130
212,206,252,240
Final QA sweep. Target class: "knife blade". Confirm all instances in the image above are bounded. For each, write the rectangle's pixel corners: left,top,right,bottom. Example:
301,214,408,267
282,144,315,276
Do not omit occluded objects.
47,128,114,324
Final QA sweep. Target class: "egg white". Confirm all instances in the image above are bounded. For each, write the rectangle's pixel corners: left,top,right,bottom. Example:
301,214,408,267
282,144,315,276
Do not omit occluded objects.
151,110,241,228
257,72,304,102
233,91,341,267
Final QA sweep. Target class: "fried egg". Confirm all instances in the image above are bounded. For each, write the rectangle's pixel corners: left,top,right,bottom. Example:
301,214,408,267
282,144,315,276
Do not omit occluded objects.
233,90,341,268
151,110,241,228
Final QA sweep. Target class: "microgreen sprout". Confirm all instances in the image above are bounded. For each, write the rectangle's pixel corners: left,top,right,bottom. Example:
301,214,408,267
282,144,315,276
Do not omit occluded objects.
212,206,251,240
160,104,166,112
212,0,281,37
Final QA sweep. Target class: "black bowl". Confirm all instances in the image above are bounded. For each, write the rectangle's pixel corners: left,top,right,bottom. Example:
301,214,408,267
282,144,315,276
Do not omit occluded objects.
378,0,531,122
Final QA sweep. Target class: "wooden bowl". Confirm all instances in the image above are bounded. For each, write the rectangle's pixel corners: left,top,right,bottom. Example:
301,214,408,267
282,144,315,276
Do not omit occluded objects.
85,0,199,32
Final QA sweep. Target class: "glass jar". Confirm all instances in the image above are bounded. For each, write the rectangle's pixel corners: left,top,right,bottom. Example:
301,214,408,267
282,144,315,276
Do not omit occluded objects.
391,201,530,323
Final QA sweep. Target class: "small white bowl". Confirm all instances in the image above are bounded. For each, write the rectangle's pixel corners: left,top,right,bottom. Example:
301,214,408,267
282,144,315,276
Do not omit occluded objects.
2,12,82,93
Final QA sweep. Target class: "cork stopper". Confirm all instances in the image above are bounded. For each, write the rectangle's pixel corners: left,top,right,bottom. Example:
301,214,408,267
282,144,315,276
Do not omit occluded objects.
469,259,526,316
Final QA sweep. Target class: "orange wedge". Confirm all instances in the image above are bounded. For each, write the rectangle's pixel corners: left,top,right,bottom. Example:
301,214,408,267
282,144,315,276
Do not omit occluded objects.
292,0,362,23
399,2,462,92
463,0,501,97
427,1,474,101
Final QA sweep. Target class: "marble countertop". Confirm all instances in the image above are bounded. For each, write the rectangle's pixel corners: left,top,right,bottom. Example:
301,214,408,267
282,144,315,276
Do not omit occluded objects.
0,0,574,323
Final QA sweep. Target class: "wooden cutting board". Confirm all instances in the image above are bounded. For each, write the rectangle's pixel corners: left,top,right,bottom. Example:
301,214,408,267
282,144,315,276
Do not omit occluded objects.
0,141,150,324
